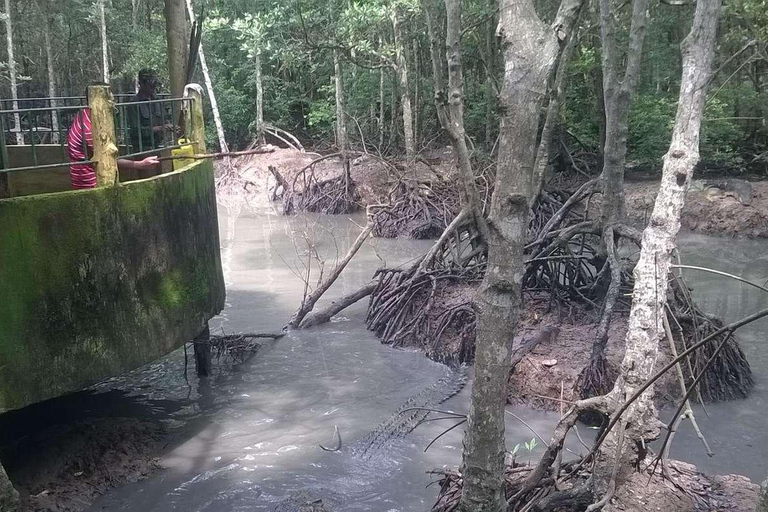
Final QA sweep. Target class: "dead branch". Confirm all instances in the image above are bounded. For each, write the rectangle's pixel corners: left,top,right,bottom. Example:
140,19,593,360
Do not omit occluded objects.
287,223,373,328
299,282,377,328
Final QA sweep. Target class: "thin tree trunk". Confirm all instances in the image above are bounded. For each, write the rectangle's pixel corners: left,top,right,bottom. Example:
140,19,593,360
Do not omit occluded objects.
389,73,397,148
185,0,229,152
530,25,580,204
413,38,421,144
484,0,495,147
457,0,582,507
3,0,23,145
598,0,650,225
333,50,348,153
43,10,59,144
595,0,721,495
99,0,109,82
392,13,415,162
131,0,138,30
255,52,265,145
164,0,189,99
379,54,385,149
0,462,18,512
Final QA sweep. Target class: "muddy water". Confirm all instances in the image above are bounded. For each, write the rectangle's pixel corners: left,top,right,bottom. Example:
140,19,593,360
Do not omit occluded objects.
87,205,581,512
664,234,768,482
84,212,768,511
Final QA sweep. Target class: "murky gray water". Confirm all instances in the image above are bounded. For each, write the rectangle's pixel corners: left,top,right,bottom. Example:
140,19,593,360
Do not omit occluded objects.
663,234,768,482
82,210,768,511
87,205,581,512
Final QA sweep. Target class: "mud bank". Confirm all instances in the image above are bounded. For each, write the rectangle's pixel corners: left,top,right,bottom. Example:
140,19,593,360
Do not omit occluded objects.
625,178,768,238
0,390,172,512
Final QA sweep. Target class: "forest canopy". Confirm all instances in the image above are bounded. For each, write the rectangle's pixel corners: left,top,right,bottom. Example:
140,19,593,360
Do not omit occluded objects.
0,0,766,170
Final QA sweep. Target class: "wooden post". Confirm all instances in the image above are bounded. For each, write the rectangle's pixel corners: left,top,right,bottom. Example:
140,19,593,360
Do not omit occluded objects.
87,85,119,187
193,322,212,377
185,84,207,154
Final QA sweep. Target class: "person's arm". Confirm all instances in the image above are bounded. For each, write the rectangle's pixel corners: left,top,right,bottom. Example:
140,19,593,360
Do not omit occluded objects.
117,156,161,172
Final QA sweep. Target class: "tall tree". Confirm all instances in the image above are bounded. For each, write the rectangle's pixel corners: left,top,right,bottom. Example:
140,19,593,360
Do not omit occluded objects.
184,0,228,152
581,0,651,397
519,0,723,506
164,0,188,98
442,0,582,508
392,10,415,161
3,0,23,145
38,1,59,143
99,0,109,82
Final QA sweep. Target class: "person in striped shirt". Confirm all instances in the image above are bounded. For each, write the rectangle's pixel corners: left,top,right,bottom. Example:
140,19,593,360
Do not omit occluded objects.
67,86,160,189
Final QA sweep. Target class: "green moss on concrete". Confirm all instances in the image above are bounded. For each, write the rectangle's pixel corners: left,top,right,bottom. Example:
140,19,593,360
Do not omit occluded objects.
0,160,225,411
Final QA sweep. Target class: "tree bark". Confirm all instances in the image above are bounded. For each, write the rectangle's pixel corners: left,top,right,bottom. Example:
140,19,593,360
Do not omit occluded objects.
379,50,385,149
0,461,18,512
3,0,23,145
333,50,348,153
598,0,650,225
164,0,189,99
42,6,59,144
185,0,229,152
255,51,265,145
530,24,579,205
483,0,496,147
99,0,109,82
392,13,415,162
456,0,582,508
595,0,721,496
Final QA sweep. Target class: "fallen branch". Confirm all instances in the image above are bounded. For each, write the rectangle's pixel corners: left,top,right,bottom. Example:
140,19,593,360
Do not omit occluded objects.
158,145,277,161
287,223,373,328
299,282,377,328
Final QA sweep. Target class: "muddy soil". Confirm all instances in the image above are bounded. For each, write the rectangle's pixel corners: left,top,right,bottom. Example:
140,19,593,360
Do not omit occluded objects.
625,179,768,238
0,391,173,512
231,146,455,210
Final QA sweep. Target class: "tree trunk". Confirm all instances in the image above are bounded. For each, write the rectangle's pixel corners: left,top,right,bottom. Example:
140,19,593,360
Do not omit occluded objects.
392,13,415,162
594,0,721,496
184,0,229,152
530,24,580,204
455,0,583,507
379,55,385,149
43,9,59,144
3,0,23,145
598,0,650,225
255,52,265,145
0,461,18,512
164,0,189,99
131,0,138,30
99,0,109,82
333,50,348,153
483,0,496,147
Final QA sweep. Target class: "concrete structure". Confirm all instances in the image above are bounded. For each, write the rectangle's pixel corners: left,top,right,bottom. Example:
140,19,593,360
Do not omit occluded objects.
0,85,224,508
0,158,225,411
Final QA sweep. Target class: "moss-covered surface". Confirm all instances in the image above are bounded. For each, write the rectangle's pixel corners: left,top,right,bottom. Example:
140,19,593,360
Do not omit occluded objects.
0,160,225,412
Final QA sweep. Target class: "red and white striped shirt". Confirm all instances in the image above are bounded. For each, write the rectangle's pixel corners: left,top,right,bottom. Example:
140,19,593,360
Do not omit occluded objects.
67,108,96,189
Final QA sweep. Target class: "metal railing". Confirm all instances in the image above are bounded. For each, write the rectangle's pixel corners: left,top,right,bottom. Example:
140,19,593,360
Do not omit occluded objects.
0,94,194,174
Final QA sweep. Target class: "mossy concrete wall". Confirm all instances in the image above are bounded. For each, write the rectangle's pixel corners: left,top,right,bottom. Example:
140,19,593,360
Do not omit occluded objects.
0,159,225,412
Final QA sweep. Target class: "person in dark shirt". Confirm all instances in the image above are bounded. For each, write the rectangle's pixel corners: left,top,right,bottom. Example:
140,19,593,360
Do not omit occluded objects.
127,69,174,151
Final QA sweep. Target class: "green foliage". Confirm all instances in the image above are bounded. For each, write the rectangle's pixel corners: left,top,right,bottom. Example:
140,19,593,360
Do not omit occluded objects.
628,95,675,167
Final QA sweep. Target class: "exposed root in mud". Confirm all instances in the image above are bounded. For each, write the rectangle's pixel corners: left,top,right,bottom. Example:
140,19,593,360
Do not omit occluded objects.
366,183,753,402
371,179,460,239
430,458,758,512
282,153,361,215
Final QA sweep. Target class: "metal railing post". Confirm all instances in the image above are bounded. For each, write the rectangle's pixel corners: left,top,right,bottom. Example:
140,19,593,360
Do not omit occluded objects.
87,85,119,187
185,85,207,154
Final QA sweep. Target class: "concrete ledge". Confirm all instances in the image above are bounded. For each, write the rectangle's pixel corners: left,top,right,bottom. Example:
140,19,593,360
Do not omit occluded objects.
0,159,225,412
